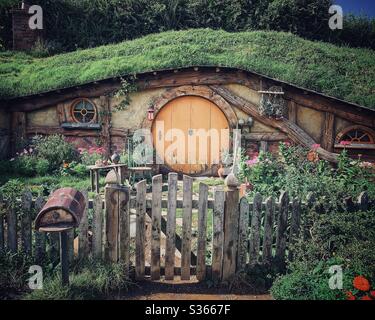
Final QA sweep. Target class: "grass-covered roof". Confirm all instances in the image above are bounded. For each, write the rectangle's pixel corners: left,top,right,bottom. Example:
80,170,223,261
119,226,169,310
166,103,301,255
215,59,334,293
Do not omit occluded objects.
0,29,374,109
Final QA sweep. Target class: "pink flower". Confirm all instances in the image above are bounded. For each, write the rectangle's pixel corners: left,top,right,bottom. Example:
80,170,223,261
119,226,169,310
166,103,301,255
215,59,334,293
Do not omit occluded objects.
246,157,259,167
311,144,320,151
340,140,351,146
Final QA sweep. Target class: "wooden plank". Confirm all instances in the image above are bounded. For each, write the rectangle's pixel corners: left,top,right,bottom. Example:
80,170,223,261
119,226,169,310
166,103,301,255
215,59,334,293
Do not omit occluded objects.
288,100,297,123
321,112,335,152
237,197,249,271
21,191,33,255
105,186,119,262
212,189,225,283
288,197,301,261
181,175,193,280
7,205,17,253
197,183,208,281
262,197,275,264
222,182,239,282
78,190,89,260
34,197,46,264
0,194,4,252
119,187,130,276
151,174,162,280
276,191,289,263
94,170,100,194
260,141,268,153
243,132,288,142
92,194,103,259
358,192,369,211
135,180,147,280
249,193,262,266
165,173,178,280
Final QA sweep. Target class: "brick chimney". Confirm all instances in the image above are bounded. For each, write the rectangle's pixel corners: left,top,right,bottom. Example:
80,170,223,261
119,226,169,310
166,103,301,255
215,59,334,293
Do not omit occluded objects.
12,1,43,50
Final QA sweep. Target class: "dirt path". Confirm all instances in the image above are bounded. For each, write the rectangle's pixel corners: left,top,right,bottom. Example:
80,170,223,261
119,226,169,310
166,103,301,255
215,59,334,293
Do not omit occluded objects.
118,279,273,301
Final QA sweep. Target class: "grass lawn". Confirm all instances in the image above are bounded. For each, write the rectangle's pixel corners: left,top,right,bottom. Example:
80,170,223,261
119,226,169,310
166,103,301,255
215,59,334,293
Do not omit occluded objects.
1,29,374,108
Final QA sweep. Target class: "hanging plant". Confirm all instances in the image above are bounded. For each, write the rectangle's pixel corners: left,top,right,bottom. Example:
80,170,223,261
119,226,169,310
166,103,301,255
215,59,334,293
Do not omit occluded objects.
258,86,287,118
109,75,138,111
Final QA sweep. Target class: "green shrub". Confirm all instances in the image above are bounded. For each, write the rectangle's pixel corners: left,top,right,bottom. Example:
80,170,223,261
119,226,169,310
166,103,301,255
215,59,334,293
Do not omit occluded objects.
33,135,78,171
271,208,375,300
0,251,35,298
25,259,134,300
35,158,51,176
12,156,38,177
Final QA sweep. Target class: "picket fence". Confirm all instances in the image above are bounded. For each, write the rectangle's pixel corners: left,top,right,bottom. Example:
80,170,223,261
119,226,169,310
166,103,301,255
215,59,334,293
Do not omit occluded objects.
0,173,370,282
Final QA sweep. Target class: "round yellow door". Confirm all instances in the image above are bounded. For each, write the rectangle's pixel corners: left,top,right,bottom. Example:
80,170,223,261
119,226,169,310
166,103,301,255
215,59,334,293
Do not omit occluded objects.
152,96,229,175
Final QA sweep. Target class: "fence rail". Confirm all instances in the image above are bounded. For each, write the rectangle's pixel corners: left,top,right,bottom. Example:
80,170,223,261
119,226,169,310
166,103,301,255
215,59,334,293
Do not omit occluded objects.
0,174,370,283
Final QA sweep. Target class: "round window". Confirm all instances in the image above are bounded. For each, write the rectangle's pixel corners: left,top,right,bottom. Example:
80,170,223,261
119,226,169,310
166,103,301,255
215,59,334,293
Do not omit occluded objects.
71,99,97,123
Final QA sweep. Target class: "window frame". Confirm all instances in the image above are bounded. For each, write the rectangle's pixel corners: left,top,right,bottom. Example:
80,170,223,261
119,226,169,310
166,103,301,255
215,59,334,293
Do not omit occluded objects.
70,98,98,124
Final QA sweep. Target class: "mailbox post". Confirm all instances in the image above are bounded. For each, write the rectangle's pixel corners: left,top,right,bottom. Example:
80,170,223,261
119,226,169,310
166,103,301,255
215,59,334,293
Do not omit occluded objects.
35,188,86,286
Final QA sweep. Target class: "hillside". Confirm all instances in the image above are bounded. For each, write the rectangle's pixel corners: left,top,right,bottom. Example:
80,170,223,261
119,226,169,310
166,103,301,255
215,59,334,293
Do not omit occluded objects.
0,29,374,108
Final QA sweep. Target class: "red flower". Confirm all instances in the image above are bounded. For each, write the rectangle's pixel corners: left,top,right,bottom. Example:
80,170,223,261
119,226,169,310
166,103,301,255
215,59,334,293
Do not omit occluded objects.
346,291,356,300
370,291,375,298
360,295,372,301
353,276,371,291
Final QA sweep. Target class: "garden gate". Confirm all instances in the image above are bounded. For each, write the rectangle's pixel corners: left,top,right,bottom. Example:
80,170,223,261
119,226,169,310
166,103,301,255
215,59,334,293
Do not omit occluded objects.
0,174,370,283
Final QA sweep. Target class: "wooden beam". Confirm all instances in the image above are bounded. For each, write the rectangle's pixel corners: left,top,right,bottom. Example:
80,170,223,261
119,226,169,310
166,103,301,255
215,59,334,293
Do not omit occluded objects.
210,85,339,163
243,132,288,141
321,112,335,152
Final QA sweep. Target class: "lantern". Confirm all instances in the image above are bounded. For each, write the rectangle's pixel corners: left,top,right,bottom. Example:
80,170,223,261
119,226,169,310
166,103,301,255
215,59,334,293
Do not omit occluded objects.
147,106,155,121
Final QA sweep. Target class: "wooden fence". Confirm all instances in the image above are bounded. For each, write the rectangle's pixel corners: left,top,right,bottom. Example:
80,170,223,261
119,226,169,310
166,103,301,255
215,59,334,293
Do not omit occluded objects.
0,173,371,283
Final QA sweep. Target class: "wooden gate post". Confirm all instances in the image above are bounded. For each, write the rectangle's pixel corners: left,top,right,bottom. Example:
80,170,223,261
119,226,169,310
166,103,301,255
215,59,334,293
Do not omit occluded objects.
104,171,130,264
222,173,240,282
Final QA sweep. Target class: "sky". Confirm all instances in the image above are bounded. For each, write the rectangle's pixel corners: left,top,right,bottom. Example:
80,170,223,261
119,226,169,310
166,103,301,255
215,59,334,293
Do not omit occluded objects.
335,0,375,17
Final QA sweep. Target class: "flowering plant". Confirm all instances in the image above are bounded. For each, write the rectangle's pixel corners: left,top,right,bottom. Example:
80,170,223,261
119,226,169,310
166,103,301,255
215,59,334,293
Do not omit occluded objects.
78,146,107,166
346,276,374,300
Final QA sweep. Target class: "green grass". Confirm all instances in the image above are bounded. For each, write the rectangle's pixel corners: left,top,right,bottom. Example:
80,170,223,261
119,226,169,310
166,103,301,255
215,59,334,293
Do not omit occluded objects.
1,29,374,108
0,173,105,197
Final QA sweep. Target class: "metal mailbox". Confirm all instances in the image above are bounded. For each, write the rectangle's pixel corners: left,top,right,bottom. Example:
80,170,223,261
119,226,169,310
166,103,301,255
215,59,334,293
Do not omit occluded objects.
35,188,86,232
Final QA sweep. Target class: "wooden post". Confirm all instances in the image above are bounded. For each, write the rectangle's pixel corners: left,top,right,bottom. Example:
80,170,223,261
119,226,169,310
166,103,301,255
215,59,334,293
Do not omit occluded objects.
92,194,103,259
181,175,193,280
119,186,130,276
237,197,249,271
60,231,69,286
222,173,239,282
165,173,178,280
212,189,224,283
21,191,33,255
90,170,95,192
197,183,208,281
78,190,89,260
34,197,46,265
276,191,289,263
262,197,275,264
67,229,74,263
105,185,120,262
249,193,262,266
135,180,147,280
94,170,100,194
7,205,17,253
151,174,162,280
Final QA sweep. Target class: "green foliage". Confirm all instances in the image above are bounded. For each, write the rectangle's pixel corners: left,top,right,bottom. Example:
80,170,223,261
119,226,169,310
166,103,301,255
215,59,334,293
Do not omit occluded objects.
0,29,374,108
271,207,375,300
24,259,134,300
33,135,78,171
2,0,374,52
0,179,25,208
0,251,35,298
239,143,375,208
